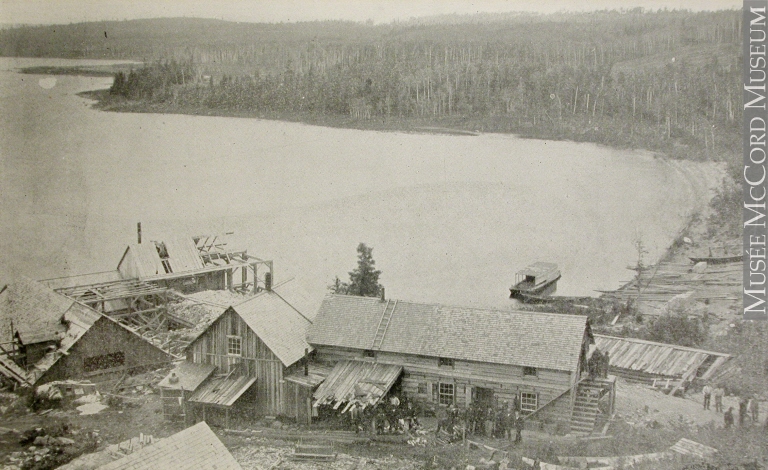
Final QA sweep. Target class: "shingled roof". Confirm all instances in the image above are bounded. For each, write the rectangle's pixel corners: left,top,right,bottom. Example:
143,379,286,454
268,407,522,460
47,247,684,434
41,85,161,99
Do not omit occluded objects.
0,276,73,343
98,421,242,470
229,283,314,367
308,295,590,372
187,282,314,368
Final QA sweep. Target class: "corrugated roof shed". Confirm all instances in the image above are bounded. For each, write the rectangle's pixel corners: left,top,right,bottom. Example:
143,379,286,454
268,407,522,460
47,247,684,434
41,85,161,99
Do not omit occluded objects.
309,295,589,372
97,421,242,470
0,277,73,344
313,360,402,409
595,334,730,379
188,375,257,407
231,285,314,367
157,361,216,391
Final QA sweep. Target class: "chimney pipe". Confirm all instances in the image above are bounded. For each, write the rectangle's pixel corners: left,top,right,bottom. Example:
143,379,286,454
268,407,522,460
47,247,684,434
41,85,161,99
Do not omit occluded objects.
137,222,142,244
380,287,385,302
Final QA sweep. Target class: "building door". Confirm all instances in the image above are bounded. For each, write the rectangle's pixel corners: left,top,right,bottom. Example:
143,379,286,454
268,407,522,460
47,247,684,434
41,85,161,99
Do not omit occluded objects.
475,387,494,407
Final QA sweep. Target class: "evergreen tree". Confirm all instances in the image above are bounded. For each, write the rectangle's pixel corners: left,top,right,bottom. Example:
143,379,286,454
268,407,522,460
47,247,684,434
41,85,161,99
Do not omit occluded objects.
329,243,383,297
109,71,126,96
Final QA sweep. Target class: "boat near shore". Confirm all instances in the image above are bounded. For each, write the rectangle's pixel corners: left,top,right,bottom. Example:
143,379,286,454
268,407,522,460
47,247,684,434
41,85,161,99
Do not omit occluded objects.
509,262,561,300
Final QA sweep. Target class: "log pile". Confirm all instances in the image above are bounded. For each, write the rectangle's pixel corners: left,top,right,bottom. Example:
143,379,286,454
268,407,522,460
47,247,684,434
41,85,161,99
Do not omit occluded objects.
600,255,741,313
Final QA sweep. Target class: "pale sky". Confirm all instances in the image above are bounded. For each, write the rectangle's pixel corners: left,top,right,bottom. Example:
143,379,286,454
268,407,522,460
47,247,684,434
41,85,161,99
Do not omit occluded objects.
0,0,741,25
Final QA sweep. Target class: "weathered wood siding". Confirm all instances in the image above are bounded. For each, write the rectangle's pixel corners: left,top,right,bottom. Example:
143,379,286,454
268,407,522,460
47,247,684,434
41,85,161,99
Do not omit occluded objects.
284,382,314,424
39,317,170,384
156,271,226,294
187,309,286,416
524,387,574,435
117,248,138,279
314,346,573,417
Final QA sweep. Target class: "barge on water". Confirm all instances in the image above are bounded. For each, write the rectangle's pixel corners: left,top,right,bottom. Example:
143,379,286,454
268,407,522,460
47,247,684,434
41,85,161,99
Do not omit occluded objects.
509,262,561,300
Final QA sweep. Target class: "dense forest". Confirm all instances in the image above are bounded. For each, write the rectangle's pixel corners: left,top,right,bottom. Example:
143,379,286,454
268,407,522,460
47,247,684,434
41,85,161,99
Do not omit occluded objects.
0,10,742,167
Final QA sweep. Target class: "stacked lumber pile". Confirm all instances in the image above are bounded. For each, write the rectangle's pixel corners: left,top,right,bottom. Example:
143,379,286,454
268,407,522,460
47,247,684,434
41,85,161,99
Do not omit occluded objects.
600,258,741,314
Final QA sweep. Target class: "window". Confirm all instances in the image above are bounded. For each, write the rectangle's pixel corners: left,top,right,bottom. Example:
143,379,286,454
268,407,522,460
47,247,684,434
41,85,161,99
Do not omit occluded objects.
438,383,455,405
438,357,454,367
523,366,538,377
161,259,172,274
227,336,242,356
363,350,376,358
520,392,538,413
417,383,428,395
83,352,125,373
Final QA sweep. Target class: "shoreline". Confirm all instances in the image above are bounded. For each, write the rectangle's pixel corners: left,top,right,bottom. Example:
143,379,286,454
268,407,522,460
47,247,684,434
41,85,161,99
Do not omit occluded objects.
71,78,733,307
19,59,731,161
77,88,690,158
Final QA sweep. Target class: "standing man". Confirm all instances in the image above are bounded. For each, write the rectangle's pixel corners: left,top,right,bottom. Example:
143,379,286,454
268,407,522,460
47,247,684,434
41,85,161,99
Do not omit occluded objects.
435,405,448,437
713,386,724,413
724,407,734,429
495,402,507,439
503,402,514,440
749,396,759,423
484,404,495,438
514,410,524,444
739,396,748,427
702,383,712,410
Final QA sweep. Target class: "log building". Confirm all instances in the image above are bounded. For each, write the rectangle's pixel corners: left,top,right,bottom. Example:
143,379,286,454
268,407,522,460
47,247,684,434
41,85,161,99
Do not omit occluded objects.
307,294,614,435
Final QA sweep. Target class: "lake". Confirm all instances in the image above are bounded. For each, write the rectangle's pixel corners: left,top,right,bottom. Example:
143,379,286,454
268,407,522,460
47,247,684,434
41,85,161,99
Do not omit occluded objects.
0,58,722,309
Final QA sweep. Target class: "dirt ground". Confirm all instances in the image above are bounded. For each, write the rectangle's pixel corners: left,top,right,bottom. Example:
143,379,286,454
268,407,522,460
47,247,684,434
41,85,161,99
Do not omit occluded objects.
615,379,765,430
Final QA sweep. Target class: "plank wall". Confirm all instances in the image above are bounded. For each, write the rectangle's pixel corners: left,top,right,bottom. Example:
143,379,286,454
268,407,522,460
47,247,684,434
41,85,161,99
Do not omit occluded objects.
187,308,286,416
314,346,574,418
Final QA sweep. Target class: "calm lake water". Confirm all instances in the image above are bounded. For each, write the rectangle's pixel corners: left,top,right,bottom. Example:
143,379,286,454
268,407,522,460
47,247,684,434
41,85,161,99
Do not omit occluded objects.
0,58,722,309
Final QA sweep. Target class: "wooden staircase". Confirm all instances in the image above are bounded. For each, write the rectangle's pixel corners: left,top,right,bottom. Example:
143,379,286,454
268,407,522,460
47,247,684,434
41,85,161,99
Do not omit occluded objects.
570,381,604,435
371,300,397,350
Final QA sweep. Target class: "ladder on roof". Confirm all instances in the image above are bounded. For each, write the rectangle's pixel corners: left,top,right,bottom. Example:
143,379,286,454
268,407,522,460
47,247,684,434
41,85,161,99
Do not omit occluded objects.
372,300,397,350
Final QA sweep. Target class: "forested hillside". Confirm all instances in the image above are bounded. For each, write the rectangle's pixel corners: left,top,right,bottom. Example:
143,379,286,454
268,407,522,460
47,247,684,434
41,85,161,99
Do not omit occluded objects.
0,10,742,162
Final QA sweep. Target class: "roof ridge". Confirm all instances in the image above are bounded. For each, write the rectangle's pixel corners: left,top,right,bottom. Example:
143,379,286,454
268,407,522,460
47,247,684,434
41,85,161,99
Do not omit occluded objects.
328,293,586,320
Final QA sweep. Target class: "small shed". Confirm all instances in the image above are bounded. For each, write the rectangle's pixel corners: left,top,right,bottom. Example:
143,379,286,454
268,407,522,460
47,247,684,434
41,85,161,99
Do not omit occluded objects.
187,374,258,428
594,334,731,388
158,361,216,422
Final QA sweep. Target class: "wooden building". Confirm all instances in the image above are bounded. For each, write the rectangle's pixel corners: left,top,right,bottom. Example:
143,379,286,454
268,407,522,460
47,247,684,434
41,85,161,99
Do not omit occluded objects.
0,277,171,386
116,234,272,294
158,361,216,422
594,334,731,392
97,421,242,470
183,283,315,421
307,294,614,435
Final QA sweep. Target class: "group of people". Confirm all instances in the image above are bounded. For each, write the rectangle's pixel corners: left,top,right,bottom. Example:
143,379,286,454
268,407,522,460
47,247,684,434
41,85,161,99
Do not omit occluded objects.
587,349,610,379
435,398,525,444
348,394,421,434
702,383,761,429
